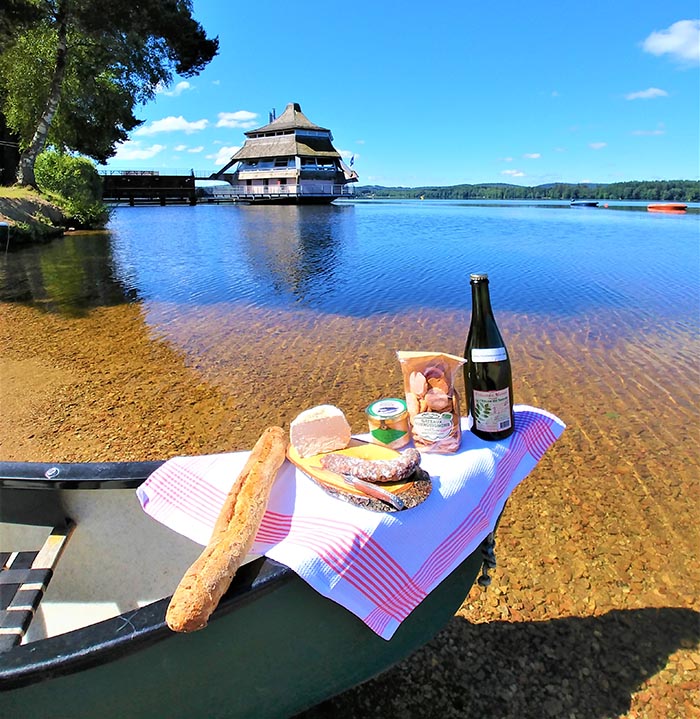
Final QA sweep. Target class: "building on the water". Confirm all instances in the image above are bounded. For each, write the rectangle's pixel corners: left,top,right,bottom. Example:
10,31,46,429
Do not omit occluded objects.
209,102,358,204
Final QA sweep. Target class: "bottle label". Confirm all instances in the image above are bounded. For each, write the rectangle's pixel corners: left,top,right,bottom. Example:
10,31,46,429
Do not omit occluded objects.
471,347,507,362
472,388,512,432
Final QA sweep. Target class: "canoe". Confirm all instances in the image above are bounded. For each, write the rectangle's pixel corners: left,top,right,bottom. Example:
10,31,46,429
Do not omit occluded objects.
570,200,599,207
0,459,492,718
647,203,687,213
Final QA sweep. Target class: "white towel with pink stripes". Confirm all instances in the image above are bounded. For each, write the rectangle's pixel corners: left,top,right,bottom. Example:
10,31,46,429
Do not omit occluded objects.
136,405,564,639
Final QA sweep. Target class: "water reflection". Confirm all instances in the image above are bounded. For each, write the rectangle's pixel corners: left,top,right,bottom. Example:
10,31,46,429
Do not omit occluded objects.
0,232,137,316
106,203,354,310
233,204,352,304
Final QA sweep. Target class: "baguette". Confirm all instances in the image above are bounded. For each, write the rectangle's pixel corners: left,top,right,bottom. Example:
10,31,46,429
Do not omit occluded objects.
166,426,288,632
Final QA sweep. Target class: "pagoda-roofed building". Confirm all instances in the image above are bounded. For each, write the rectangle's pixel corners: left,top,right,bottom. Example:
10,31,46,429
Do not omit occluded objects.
209,102,358,204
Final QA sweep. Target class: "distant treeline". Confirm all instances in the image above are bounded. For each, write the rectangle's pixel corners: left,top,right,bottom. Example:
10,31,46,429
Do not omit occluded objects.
355,180,700,202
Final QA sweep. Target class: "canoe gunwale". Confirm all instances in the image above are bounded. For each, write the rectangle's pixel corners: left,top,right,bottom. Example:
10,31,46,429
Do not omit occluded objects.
0,461,165,490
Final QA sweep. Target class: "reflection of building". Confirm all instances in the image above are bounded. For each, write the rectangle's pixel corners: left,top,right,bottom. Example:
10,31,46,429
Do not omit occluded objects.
210,103,358,204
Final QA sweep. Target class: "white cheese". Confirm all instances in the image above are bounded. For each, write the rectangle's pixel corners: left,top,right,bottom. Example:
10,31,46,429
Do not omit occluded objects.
290,405,352,458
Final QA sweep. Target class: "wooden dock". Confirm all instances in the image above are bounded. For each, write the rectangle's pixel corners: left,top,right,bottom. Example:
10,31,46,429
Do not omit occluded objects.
101,173,197,205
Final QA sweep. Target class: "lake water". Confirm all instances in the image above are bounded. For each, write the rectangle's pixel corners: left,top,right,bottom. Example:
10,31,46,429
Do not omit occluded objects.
1,198,697,714
4,200,698,325
3,196,698,459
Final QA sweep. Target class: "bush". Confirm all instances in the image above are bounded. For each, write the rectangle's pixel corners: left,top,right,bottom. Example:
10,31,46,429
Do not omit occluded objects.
34,151,109,227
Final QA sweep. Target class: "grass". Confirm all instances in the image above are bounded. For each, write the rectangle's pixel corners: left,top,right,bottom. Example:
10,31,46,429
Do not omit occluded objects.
0,185,38,199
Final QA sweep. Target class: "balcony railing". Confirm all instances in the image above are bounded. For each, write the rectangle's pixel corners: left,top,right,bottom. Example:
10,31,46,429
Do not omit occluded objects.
200,184,355,200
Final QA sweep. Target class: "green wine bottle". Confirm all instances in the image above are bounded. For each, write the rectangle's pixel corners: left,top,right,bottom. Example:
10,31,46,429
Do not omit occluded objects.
464,273,514,440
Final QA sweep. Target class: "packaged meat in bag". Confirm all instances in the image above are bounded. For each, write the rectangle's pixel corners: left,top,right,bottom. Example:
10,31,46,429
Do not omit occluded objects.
397,351,466,453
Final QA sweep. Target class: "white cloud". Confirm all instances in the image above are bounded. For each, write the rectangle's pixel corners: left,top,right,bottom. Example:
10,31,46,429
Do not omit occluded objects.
501,169,525,177
502,156,514,163
112,141,166,161
589,142,607,150
625,87,668,100
206,146,241,166
356,139,366,145
216,111,258,129
642,19,700,64
188,146,204,153
156,80,193,97
134,116,209,136
174,144,187,152
523,153,541,159
632,128,666,136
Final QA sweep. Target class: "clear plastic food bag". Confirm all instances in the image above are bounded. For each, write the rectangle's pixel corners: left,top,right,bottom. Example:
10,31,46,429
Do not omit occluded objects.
397,351,466,453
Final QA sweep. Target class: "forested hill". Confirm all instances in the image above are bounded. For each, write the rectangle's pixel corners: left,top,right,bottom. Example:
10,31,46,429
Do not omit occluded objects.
354,180,700,202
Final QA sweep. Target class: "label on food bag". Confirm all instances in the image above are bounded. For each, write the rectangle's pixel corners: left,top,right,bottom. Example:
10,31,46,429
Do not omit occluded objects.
412,411,454,442
472,388,512,432
471,347,507,362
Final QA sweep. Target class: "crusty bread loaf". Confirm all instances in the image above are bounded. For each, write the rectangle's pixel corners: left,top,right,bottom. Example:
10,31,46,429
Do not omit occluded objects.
166,426,288,632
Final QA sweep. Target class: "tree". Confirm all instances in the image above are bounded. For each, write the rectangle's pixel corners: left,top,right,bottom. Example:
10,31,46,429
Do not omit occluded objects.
0,0,218,187
0,0,42,43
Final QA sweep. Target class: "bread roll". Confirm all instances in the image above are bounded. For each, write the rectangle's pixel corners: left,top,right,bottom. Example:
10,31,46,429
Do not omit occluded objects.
166,426,288,632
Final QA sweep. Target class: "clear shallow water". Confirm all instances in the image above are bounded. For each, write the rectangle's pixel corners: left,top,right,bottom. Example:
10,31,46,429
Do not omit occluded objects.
3,201,698,331
2,199,698,627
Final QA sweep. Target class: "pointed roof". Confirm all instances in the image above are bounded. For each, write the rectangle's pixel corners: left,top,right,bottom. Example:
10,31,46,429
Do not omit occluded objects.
246,102,330,136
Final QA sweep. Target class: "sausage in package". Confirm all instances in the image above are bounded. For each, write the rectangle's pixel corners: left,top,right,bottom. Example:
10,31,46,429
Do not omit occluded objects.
397,351,466,453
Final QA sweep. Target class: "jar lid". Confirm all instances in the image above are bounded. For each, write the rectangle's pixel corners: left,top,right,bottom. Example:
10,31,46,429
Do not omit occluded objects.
366,398,407,420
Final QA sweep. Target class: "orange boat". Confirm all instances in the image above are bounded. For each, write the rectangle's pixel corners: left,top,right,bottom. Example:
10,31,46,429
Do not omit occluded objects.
647,203,687,214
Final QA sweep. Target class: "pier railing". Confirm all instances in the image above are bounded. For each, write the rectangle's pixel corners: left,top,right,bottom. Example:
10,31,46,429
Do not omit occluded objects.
200,184,355,201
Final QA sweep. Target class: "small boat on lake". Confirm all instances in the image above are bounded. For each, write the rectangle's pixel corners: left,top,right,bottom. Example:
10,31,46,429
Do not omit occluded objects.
647,203,687,214
570,200,599,207
0,458,490,718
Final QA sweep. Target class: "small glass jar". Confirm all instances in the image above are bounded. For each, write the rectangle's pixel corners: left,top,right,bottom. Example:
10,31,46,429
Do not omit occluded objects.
366,398,411,450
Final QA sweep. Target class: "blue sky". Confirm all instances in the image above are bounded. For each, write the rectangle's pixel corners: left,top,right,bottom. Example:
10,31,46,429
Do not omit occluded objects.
104,2,700,187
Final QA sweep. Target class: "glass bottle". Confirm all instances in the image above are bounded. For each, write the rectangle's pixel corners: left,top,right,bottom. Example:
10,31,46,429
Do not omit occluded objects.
464,273,514,440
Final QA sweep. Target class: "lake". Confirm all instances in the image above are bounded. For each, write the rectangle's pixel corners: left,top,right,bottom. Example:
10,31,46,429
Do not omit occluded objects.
4,199,699,323
1,198,698,715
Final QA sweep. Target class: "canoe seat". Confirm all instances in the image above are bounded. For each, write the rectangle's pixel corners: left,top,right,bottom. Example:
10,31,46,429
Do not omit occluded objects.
0,520,75,652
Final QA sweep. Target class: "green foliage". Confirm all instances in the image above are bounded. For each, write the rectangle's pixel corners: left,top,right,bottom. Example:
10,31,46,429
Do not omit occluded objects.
0,26,56,144
0,0,218,183
356,181,700,202
34,151,109,228
0,0,42,44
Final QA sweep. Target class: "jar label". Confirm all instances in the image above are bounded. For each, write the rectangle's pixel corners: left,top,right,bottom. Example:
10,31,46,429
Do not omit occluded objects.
366,398,407,420
471,347,507,362
472,388,512,432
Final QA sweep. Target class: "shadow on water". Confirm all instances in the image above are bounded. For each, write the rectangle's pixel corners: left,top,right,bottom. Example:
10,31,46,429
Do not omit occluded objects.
300,607,699,718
